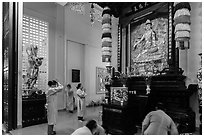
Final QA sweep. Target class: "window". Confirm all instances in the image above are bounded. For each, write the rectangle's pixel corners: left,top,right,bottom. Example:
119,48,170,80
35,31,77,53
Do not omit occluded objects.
22,15,48,93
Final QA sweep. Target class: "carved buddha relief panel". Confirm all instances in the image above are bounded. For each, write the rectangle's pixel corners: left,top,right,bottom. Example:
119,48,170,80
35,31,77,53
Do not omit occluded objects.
130,18,169,76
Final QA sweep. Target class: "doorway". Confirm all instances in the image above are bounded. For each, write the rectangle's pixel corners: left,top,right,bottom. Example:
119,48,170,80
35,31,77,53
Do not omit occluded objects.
65,40,85,95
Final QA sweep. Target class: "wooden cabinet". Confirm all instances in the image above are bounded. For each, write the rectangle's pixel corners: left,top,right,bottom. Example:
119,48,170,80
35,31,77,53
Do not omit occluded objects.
102,104,137,135
22,94,47,127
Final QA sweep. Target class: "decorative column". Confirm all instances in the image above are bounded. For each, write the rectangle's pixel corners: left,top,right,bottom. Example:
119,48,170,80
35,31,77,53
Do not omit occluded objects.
102,6,112,73
173,2,191,75
102,6,112,104
174,2,191,49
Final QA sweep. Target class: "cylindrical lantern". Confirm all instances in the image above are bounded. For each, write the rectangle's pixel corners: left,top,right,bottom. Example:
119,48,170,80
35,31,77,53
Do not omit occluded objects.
102,6,112,68
174,2,191,50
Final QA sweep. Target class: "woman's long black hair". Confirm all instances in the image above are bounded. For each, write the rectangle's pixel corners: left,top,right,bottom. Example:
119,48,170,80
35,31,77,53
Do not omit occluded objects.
76,83,81,89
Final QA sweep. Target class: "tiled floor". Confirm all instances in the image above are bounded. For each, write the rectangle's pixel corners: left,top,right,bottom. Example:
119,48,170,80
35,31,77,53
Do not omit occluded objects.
10,106,102,135
8,106,201,135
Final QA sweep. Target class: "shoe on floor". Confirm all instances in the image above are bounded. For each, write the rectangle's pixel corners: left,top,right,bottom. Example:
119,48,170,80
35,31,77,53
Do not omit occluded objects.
52,131,56,135
78,116,85,121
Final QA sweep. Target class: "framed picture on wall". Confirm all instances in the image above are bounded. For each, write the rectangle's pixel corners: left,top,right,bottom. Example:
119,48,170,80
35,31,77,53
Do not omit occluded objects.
96,67,107,94
72,69,80,83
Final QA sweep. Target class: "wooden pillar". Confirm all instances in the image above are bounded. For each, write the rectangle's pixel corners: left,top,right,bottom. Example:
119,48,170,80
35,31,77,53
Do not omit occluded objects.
117,24,122,72
121,26,126,73
126,24,131,74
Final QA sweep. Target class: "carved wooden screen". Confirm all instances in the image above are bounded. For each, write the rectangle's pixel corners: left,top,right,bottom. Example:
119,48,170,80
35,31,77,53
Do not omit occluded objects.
110,87,128,106
22,15,48,93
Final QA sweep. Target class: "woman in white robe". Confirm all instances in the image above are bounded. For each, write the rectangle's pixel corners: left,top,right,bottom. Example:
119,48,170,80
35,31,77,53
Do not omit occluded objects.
65,84,74,113
76,83,87,121
72,120,97,135
45,80,63,135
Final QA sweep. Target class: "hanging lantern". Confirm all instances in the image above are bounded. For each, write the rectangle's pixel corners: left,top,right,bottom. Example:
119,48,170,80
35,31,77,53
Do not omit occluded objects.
101,6,112,68
90,3,95,25
174,2,191,50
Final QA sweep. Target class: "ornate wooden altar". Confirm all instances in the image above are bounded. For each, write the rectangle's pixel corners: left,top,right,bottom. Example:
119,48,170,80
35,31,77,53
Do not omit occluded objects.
22,92,47,127
101,2,196,135
103,75,195,134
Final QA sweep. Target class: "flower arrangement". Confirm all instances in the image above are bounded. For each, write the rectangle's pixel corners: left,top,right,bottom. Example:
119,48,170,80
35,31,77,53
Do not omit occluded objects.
174,2,191,50
104,73,112,85
119,72,128,86
142,61,156,94
119,72,128,79
114,71,128,86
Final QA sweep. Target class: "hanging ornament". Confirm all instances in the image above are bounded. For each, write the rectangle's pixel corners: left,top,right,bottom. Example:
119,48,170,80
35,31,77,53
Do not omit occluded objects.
90,3,95,25
101,6,112,68
174,2,191,50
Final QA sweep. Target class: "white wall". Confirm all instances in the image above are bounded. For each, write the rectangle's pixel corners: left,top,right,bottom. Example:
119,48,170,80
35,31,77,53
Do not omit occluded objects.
188,2,202,127
66,40,85,96
187,2,202,84
65,3,118,69
55,4,66,110
179,2,202,128
84,45,106,104
65,3,119,104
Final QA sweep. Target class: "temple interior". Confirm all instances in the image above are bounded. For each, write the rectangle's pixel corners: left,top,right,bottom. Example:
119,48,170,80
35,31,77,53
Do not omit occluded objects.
2,1,202,135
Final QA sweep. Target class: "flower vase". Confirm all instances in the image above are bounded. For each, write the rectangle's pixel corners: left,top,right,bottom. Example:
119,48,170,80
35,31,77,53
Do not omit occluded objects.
121,100,124,106
121,79,127,87
146,84,151,95
144,76,152,95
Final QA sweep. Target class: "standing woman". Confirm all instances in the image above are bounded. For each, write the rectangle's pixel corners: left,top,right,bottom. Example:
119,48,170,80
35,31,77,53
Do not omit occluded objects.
65,84,74,113
76,83,87,121
45,80,63,135
51,80,63,134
